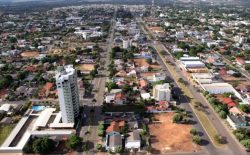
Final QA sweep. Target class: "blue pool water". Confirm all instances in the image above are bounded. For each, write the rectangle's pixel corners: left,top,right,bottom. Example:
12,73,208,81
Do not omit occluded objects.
32,106,45,111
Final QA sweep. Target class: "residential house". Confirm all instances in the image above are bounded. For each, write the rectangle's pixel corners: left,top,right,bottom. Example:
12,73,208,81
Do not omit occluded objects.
146,101,170,113
235,57,245,66
105,94,115,104
127,121,138,130
236,84,250,94
114,93,126,105
138,79,148,89
39,82,53,98
125,130,141,150
15,86,28,96
105,134,122,152
220,97,237,109
106,121,125,135
229,107,244,116
227,114,247,130
27,88,38,97
153,73,166,82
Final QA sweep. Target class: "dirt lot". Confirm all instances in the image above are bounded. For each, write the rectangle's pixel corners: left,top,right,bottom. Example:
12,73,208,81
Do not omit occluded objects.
149,113,201,154
78,64,95,71
21,51,40,58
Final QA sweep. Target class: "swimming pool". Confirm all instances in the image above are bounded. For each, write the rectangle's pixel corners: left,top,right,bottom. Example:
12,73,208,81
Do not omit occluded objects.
32,106,45,111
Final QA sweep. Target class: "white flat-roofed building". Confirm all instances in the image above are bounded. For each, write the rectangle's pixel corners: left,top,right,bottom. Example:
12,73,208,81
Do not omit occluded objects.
153,73,166,82
0,107,75,153
182,61,206,68
201,83,236,94
180,57,200,61
153,83,171,101
56,65,80,123
33,108,55,130
0,104,11,112
192,73,213,84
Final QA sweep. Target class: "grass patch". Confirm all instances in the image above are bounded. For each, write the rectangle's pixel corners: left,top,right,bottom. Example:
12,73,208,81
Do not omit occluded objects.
0,125,15,145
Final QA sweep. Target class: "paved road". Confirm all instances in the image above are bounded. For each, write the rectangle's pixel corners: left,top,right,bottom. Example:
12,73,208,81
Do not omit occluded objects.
76,7,117,155
136,17,248,155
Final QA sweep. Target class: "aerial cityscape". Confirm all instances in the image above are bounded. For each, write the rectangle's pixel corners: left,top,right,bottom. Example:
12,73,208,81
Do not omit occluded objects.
0,0,250,155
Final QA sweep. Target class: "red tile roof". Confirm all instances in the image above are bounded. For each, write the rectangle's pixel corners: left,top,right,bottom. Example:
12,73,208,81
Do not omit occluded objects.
44,82,53,91
115,93,125,100
24,65,37,72
106,121,125,133
222,97,236,108
106,121,120,133
219,68,227,75
236,57,245,65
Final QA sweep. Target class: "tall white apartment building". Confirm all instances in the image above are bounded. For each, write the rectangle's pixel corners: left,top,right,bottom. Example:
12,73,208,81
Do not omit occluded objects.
56,65,80,123
153,83,171,101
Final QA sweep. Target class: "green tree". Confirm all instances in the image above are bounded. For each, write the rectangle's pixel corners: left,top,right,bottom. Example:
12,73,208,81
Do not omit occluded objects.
208,97,216,104
190,128,198,135
97,123,105,137
32,137,54,154
90,69,98,79
219,110,227,119
192,135,202,145
189,48,197,56
174,52,183,59
66,134,82,149
239,104,249,113
106,82,118,92
0,75,13,89
235,132,246,141
9,37,17,43
214,134,226,144
203,91,209,96
146,58,152,64
240,139,250,149
172,113,183,123
18,71,29,80
82,142,88,151
122,84,132,93
95,144,102,151
245,64,250,71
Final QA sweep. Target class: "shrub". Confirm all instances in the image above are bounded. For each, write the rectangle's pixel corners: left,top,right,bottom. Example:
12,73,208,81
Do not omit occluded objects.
115,146,122,153
95,144,102,151
190,128,198,135
214,134,226,144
